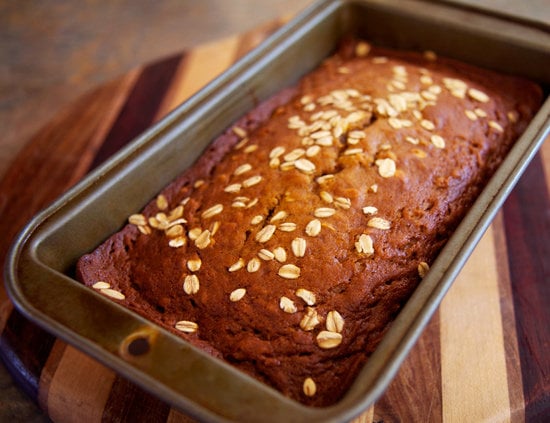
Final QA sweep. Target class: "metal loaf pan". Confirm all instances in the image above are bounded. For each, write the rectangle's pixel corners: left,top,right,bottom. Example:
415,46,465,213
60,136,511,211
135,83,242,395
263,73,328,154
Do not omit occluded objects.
5,0,550,421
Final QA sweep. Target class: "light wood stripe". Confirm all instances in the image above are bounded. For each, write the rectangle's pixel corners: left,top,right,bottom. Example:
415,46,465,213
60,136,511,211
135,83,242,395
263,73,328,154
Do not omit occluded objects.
46,346,116,423
38,339,67,414
231,19,283,60
540,136,550,190
155,34,242,120
352,405,374,423
440,225,511,422
492,211,525,423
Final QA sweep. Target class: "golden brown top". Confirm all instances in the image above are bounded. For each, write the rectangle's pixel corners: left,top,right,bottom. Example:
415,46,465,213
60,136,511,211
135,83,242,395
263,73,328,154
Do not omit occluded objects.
78,40,541,406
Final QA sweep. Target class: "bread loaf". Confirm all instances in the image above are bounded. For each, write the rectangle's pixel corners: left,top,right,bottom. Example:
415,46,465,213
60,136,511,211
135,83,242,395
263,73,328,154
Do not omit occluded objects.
77,39,542,406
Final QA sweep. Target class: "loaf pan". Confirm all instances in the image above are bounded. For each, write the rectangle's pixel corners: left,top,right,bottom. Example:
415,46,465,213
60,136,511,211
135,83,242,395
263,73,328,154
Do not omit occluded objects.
5,0,550,421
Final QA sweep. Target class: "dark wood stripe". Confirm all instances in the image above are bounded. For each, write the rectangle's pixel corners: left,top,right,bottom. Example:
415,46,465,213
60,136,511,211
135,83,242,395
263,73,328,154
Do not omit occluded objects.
101,376,171,423
373,311,442,422
0,310,56,401
89,54,183,170
88,56,187,422
502,153,550,422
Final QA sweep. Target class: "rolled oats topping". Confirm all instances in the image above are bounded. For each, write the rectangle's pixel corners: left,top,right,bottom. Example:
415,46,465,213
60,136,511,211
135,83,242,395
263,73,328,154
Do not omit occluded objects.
291,237,307,258
232,126,247,138
278,264,301,279
296,288,316,306
186,258,202,272
474,108,488,117
320,191,334,204
201,204,223,219
284,148,306,161
303,377,317,397
375,158,396,178
92,281,110,290
273,247,287,263
156,194,168,210
362,206,378,215
316,174,334,184
420,119,436,131
430,135,446,149
280,296,297,313
242,175,263,188
228,258,245,272
355,234,374,255
258,249,275,261
334,197,351,210
270,211,288,223
305,219,322,237
234,163,252,176
465,110,478,121
507,110,519,123
230,288,247,302
278,222,297,232
128,214,147,226
137,225,151,235
168,236,186,248
306,145,321,157
468,88,490,103
250,215,264,225
83,38,543,407
326,310,345,333
188,227,202,241
420,74,433,85
488,120,504,132
247,258,261,273
175,320,198,333
316,331,343,349
256,225,277,243
343,148,364,156
314,207,336,218
194,229,212,249
183,274,200,295
224,183,242,193
406,136,420,145
300,307,321,331
295,158,316,174
270,146,286,158
93,281,125,301
165,224,184,238
367,217,391,230
101,289,126,300
443,77,467,98
355,40,371,57
244,144,259,154
418,261,430,278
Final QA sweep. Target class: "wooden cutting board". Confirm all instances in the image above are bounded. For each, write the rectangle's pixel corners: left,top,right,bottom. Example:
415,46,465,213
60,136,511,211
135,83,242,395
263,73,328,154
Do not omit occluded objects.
0,20,548,423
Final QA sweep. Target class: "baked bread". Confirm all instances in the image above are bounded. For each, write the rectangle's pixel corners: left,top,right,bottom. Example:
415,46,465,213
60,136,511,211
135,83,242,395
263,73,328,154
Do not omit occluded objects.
76,39,542,406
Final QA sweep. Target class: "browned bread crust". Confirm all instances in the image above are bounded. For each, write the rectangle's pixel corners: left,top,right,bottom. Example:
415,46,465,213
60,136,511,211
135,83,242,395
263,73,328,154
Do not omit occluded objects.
76,39,542,406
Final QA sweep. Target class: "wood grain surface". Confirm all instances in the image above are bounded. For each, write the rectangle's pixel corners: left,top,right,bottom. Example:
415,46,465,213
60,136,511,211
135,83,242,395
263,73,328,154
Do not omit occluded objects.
0,18,549,423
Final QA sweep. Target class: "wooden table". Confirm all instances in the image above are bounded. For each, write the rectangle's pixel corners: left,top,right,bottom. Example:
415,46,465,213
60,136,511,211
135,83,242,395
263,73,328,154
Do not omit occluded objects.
1,2,548,422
